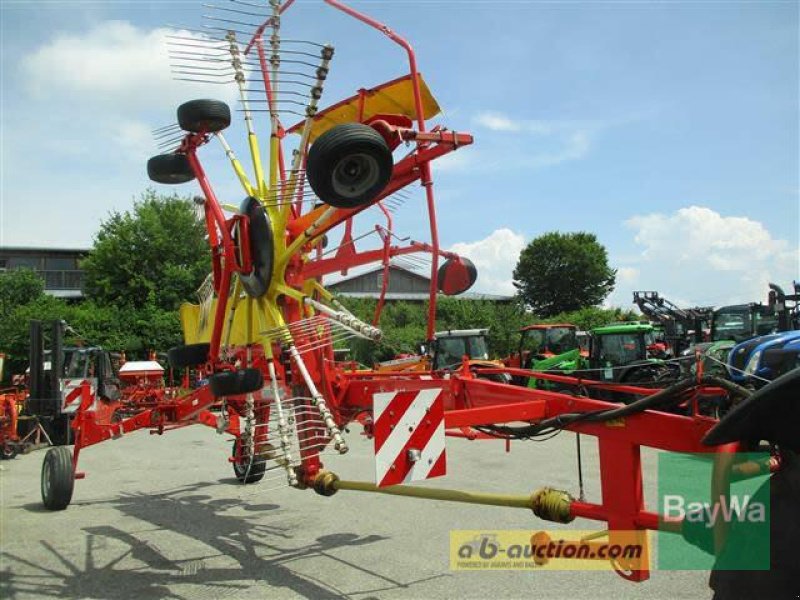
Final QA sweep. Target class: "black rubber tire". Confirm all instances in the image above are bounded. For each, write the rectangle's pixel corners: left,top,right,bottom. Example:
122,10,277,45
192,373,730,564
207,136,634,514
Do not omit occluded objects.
1,443,18,460
41,446,75,511
306,123,393,208
209,368,264,397
167,343,211,369
231,438,266,483
177,99,231,133
237,196,274,298
147,154,195,185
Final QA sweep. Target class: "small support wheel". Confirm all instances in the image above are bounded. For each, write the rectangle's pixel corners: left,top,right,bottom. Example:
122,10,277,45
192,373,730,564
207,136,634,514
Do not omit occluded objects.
177,99,231,133
306,123,393,208
41,446,75,511
167,343,211,369
209,368,264,397
1,442,18,460
231,438,266,484
147,154,195,185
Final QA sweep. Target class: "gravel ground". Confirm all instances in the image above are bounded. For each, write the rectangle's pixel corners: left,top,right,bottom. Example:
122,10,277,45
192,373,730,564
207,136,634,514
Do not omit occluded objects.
0,423,712,599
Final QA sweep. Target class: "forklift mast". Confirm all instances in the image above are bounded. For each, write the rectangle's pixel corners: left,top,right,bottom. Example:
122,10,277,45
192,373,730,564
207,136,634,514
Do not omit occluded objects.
27,320,65,416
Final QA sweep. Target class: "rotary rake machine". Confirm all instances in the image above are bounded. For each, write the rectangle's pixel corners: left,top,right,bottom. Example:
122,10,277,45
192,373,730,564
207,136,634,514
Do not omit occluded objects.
39,0,794,586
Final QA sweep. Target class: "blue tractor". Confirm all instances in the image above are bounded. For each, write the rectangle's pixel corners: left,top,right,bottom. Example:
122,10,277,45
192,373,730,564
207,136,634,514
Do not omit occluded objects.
727,283,800,386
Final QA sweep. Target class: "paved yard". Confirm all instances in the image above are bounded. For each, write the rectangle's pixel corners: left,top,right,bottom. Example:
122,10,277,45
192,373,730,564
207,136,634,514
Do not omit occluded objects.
0,424,711,599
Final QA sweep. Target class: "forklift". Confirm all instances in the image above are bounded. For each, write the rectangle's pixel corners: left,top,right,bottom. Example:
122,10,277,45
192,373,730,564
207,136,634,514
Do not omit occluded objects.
25,320,121,445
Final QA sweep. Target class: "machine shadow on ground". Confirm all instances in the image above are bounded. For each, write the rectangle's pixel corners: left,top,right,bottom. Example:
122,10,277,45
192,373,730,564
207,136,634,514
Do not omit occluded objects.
1,480,445,599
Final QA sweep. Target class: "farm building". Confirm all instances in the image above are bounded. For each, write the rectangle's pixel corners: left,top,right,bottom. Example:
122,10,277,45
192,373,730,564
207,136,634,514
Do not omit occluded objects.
326,264,512,302
0,247,88,299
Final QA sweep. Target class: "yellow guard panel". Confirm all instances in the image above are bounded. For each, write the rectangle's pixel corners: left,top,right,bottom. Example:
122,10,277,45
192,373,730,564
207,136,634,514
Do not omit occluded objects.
180,300,261,346
287,73,441,143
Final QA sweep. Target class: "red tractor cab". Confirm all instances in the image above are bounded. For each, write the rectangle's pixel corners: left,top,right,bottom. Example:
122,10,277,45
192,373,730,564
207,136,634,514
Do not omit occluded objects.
506,324,581,370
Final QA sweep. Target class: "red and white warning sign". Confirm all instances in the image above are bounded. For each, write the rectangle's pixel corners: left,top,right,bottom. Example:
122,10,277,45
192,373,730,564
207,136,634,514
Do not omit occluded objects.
62,379,94,413
373,388,446,487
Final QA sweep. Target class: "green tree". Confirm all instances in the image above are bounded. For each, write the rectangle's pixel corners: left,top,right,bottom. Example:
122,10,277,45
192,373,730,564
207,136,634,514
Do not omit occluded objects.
0,294,71,380
82,189,209,311
513,232,616,317
540,306,638,331
0,268,45,320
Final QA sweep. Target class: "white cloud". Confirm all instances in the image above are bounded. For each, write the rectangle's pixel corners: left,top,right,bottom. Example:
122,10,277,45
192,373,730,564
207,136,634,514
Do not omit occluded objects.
471,110,601,168
617,266,640,283
609,206,799,307
474,111,519,132
23,21,237,111
449,228,526,296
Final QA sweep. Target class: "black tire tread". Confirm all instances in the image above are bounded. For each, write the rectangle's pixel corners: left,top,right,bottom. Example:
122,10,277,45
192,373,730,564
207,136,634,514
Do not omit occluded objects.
209,368,264,397
306,123,392,208
231,439,266,483
41,446,74,511
168,343,210,369
147,154,195,185
177,99,231,133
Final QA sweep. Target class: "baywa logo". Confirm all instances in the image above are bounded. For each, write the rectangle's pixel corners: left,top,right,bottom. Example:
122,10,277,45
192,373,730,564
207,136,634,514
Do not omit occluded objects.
663,494,767,528
658,452,771,571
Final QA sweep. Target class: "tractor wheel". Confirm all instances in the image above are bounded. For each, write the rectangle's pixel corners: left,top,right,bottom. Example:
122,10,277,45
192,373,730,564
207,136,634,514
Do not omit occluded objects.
177,99,231,133
167,343,210,369
231,438,266,484
147,154,195,185
209,368,264,397
306,123,393,208
1,443,18,460
41,446,75,511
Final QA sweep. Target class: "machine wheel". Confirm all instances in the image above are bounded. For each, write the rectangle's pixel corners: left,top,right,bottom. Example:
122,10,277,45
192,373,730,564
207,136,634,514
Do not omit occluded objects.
209,368,264,397
41,446,75,511
147,154,195,185
306,123,393,208
231,438,266,483
236,196,275,298
177,99,231,133
167,343,210,369
1,443,18,460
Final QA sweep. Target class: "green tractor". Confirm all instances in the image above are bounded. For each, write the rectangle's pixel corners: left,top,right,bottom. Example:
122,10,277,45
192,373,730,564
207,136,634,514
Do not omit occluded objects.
529,322,681,400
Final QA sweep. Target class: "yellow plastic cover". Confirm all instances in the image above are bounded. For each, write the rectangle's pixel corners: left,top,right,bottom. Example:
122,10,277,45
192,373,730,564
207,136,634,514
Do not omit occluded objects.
179,300,261,346
287,73,441,142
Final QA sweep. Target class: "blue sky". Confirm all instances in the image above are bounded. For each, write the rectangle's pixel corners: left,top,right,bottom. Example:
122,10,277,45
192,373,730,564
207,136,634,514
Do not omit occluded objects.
1,0,797,308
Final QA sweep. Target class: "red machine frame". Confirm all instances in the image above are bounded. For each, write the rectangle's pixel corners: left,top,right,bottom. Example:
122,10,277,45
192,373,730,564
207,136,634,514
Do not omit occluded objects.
55,0,773,585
